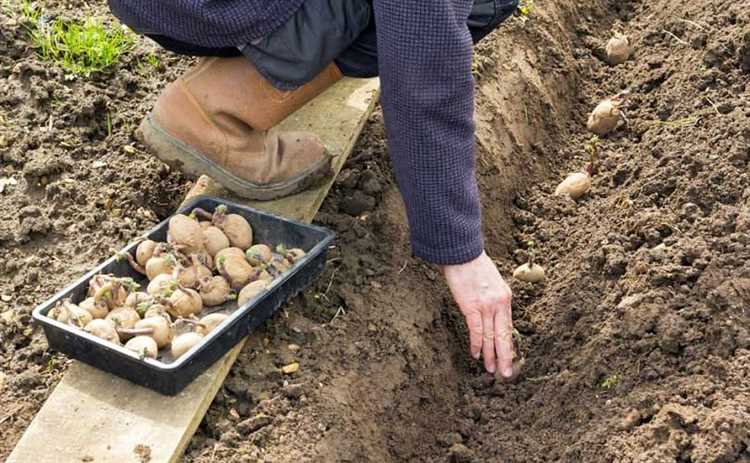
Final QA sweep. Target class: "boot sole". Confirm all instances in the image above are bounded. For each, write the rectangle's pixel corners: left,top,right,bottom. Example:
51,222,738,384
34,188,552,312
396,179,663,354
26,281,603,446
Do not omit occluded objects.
136,115,333,201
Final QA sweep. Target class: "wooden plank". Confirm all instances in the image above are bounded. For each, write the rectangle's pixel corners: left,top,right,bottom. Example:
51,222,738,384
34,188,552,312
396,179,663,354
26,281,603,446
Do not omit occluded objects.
7,76,380,463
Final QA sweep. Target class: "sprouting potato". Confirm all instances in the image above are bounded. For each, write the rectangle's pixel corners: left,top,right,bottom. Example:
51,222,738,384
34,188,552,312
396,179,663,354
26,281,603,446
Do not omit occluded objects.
245,244,273,266
125,335,158,359
143,304,171,321
213,205,253,250
587,97,625,136
171,332,204,359
554,172,592,200
512,262,546,283
167,288,203,318
238,280,269,307
198,276,231,307
287,248,306,262
204,226,230,257
147,274,178,296
125,292,150,308
84,319,121,344
168,214,205,254
217,255,254,289
79,296,108,319
605,33,631,65
49,301,93,328
55,203,311,366
135,316,173,348
197,313,229,336
257,269,273,283
89,276,131,309
136,239,157,267
106,306,141,330
271,256,292,274
145,254,176,281
68,303,94,328
176,255,212,289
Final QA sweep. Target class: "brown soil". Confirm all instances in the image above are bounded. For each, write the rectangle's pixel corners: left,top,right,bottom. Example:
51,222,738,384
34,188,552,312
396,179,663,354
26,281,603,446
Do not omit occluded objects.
2,0,749,462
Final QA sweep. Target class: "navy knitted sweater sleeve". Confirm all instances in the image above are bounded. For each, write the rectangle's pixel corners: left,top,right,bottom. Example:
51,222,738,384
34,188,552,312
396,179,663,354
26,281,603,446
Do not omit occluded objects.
373,0,483,265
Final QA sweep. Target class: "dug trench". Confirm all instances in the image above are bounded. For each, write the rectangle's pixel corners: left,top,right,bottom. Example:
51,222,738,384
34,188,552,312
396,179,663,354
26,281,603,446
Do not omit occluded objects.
1,0,749,462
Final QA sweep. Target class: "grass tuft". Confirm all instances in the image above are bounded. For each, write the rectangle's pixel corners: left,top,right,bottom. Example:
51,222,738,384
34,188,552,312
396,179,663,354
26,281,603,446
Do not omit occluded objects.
600,374,620,390
21,2,134,76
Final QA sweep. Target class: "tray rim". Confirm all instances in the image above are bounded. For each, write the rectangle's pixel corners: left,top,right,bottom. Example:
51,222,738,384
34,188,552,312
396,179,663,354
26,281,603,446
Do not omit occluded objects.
32,195,335,372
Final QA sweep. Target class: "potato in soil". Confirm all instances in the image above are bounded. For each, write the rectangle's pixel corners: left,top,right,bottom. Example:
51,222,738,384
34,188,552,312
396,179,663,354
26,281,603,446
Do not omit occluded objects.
554,172,592,200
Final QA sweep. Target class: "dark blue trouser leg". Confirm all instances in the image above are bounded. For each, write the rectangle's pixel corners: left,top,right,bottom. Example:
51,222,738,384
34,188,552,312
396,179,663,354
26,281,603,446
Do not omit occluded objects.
138,0,519,88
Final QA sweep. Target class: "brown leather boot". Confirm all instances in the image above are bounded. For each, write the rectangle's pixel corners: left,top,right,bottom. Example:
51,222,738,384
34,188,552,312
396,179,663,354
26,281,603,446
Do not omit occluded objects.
136,57,342,200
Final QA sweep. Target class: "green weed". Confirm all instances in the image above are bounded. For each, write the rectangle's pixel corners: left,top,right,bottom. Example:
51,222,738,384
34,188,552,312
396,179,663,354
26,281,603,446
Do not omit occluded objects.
20,0,41,22
136,52,161,75
600,374,620,390
518,0,535,17
27,15,134,75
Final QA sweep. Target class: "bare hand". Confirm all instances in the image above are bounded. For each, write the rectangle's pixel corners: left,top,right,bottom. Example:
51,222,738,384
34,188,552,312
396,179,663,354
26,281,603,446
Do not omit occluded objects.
441,251,514,377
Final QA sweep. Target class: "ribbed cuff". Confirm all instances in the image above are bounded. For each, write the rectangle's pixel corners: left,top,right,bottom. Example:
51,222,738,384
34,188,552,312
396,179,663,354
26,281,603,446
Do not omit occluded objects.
411,234,484,266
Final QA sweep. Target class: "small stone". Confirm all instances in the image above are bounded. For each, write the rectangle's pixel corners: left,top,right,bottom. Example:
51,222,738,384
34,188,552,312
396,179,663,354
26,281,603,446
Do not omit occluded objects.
716,102,733,114
649,243,667,261
1,294,11,302
282,383,306,399
619,409,641,430
18,205,42,219
281,362,300,374
367,323,377,332
448,443,476,463
92,160,107,168
287,343,300,352
123,145,136,154
12,368,43,389
228,408,240,421
1,310,15,325
237,414,272,435
0,371,6,389
438,432,464,447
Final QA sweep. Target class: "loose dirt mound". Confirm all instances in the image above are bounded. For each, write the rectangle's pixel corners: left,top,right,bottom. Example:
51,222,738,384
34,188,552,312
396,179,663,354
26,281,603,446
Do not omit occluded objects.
1,0,748,461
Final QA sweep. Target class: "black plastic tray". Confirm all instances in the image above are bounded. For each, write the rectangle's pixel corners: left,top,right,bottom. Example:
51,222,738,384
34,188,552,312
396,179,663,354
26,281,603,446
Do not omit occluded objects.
32,196,334,395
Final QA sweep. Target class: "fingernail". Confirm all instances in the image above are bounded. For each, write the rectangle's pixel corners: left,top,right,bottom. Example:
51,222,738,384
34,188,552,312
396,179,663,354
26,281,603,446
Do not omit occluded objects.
473,351,481,360
502,366,514,378
487,365,496,374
